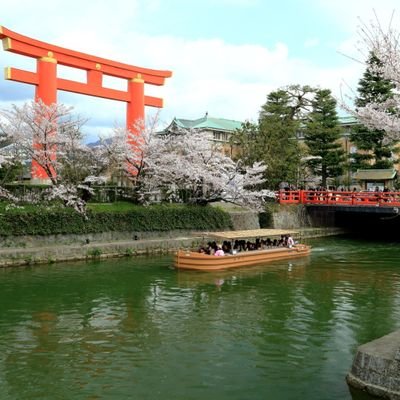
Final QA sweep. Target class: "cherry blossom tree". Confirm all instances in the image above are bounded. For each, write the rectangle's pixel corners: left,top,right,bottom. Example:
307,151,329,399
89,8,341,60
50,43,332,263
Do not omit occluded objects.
102,120,271,209
140,129,270,210
343,15,400,142
0,100,90,184
99,119,149,186
0,101,106,214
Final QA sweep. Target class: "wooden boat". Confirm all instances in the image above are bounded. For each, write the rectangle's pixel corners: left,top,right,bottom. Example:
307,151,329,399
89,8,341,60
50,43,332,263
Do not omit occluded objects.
174,229,311,271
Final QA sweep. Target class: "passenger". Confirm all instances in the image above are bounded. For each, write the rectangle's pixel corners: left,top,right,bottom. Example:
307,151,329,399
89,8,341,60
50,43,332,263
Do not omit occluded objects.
223,241,232,254
287,234,295,248
207,241,217,255
205,242,213,255
214,245,225,256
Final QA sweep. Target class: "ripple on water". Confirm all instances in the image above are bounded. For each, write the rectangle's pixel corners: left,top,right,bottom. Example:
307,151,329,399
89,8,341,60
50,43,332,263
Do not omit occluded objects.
0,240,399,400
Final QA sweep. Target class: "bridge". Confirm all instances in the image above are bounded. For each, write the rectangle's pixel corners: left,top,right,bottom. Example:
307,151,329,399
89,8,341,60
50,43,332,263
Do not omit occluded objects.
275,190,400,233
276,190,400,208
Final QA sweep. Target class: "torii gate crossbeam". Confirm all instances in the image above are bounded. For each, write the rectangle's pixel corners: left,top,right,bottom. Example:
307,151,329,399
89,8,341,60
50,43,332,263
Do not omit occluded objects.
0,25,172,181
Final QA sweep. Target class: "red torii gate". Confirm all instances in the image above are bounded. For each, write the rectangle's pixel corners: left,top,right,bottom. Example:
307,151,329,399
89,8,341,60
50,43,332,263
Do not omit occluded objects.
0,25,172,181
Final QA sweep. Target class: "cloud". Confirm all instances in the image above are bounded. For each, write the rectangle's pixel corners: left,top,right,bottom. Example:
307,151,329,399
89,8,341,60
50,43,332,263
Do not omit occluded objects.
0,0,368,141
304,38,320,48
312,0,399,32
210,0,260,5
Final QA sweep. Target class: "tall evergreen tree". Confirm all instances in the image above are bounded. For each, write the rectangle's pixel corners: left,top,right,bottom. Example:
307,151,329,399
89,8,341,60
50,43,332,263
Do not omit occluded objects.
305,89,345,188
350,53,396,170
231,85,313,189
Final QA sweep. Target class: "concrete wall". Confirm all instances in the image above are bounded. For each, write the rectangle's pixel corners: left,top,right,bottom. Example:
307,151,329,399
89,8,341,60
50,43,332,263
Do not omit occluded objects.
0,230,197,249
269,204,337,229
228,210,260,230
270,205,311,229
0,235,206,267
0,205,344,267
347,330,400,399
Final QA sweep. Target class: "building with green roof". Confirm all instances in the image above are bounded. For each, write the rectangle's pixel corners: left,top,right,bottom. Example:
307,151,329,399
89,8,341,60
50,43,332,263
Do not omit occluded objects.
162,113,243,154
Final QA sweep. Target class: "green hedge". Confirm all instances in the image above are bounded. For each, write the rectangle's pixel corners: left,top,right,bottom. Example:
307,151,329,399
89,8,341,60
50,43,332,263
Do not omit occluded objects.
0,204,233,236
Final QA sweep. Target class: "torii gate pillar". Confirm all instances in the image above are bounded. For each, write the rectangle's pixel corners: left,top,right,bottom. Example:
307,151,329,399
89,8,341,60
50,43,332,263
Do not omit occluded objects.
33,53,58,182
127,74,145,132
36,53,57,104
0,25,172,182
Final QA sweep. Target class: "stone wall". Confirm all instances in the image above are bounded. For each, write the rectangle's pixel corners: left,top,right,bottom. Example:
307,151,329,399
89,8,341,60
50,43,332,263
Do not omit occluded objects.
270,205,311,229
270,204,338,229
347,330,400,399
0,205,345,267
0,235,206,267
0,230,197,249
227,210,260,230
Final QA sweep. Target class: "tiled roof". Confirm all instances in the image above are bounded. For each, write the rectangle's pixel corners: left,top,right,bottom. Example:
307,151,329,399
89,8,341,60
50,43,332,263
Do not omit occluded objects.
172,115,243,132
163,114,356,134
354,168,397,180
338,115,358,125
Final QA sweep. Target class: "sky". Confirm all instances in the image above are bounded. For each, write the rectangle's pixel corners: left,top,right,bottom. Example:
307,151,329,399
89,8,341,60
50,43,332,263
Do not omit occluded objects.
0,0,399,142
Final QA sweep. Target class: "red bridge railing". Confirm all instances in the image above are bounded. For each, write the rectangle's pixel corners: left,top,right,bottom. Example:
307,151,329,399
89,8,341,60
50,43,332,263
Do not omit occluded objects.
276,190,400,207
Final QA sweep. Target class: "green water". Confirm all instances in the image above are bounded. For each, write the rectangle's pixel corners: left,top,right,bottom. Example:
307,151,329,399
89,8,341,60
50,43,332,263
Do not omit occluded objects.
0,236,399,400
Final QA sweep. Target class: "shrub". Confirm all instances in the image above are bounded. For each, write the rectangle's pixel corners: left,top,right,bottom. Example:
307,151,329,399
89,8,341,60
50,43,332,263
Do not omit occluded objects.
0,203,233,236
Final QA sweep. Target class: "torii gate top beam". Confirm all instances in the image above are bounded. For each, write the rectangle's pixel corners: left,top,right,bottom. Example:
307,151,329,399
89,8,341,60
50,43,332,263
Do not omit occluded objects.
0,26,172,84
0,25,173,182
0,25,172,107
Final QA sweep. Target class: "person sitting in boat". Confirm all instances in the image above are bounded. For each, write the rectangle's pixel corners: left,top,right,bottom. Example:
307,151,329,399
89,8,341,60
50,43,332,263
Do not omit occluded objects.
222,241,231,254
287,234,295,248
214,245,225,256
246,241,255,251
206,241,217,255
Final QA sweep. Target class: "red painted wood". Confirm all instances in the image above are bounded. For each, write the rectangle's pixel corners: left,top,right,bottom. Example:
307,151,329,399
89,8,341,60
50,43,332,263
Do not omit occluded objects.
0,25,172,181
276,190,400,207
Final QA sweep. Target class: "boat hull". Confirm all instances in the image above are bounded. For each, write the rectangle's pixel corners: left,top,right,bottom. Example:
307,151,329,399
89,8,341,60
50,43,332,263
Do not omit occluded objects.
174,245,311,271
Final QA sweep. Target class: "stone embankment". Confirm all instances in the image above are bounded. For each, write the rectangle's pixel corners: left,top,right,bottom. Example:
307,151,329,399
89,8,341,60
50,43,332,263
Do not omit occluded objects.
347,330,400,399
0,204,345,267
0,226,343,267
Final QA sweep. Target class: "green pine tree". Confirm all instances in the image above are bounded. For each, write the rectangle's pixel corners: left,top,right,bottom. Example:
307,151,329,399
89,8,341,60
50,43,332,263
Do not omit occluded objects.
231,85,312,189
350,52,397,170
305,89,345,188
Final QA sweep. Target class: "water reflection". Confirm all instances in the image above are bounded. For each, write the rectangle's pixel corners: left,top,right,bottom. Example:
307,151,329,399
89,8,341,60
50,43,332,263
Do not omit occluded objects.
0,239,399,399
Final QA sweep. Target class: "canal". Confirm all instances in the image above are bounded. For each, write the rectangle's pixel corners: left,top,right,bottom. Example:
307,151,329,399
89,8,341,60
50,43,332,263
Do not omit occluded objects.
0,236,399,400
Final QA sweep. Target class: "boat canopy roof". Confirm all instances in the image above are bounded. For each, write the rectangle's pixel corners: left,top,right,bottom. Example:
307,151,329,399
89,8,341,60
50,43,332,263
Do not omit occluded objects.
209,229,299,241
